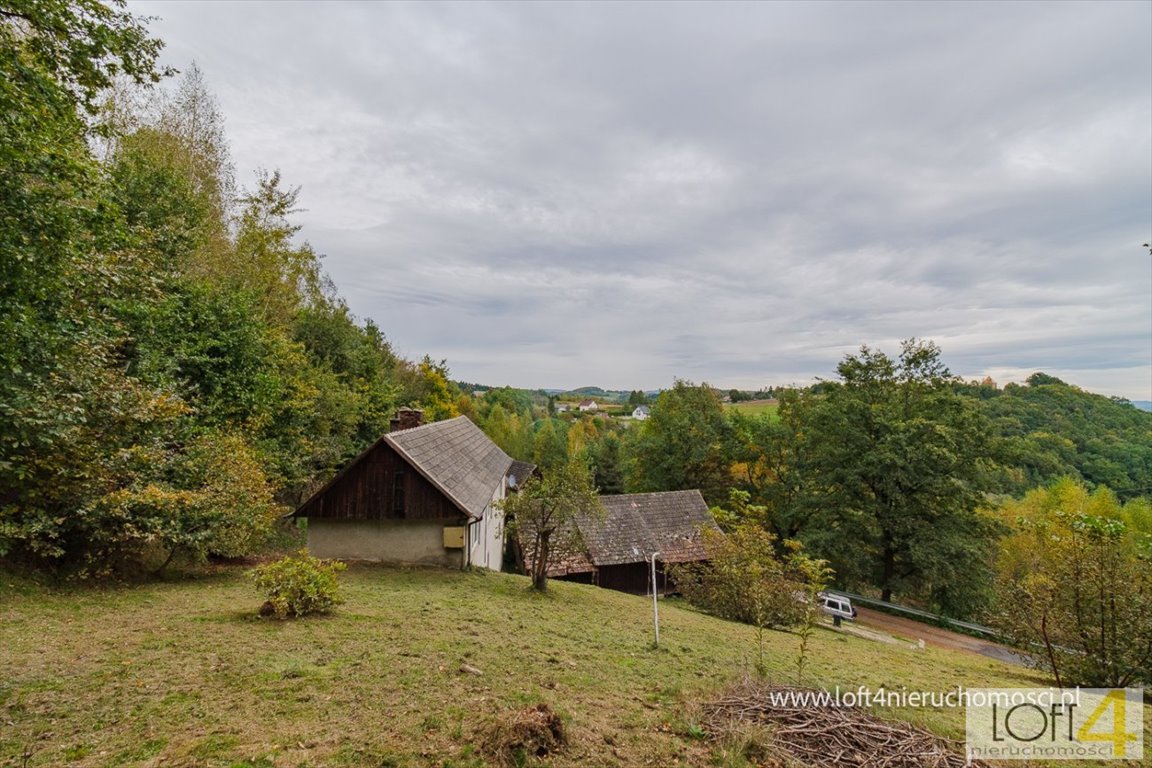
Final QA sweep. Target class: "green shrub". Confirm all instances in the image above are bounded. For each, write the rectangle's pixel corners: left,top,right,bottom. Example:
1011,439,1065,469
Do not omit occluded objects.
250,550,346,618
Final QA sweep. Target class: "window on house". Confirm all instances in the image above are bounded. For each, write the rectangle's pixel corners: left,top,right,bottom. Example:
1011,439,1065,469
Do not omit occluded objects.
470,521,480,548
391,469,405,517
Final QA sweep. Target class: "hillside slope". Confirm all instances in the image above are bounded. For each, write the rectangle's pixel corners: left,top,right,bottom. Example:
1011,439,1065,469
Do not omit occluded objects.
1,565,1147,767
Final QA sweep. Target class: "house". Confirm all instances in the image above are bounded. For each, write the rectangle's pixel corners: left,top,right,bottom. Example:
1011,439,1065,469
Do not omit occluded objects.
554,402,572,413
528,489,721,595
631,405,651,420
293,410,532,570
578,399,598,412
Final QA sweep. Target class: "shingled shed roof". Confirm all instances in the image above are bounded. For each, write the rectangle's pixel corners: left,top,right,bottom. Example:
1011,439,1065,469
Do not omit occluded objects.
531,490,720,576
386,416,514,519
507,460,538,489
583,490,718,566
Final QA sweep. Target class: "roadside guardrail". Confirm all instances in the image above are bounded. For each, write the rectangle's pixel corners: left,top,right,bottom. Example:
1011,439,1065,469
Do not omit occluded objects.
831,590,1005,640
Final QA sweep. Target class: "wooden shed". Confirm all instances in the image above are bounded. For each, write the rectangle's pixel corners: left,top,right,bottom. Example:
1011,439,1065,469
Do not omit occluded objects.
293,413,532,570
533,489,721,595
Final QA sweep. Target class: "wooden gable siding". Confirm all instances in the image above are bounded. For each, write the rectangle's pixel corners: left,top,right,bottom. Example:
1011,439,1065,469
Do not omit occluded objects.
299,441,464,522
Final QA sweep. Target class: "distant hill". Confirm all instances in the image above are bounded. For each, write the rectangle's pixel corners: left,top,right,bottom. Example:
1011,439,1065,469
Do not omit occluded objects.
963,373,1152,497
567,386,609,397
459,383,662,402
556,387,638,404
1133,400,1152,413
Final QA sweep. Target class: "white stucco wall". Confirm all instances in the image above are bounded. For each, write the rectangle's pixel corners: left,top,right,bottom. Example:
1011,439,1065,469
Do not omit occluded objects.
307,519,463,568
465,481,506,571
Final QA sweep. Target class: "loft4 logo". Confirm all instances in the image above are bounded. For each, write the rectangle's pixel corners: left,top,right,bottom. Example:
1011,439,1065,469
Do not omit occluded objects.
1076,689,1140,756
966,688,1145,761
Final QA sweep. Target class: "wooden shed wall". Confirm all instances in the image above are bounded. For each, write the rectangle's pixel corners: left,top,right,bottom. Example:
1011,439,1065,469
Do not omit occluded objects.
556,562,677,596
298,442,463,521
596,563,656,595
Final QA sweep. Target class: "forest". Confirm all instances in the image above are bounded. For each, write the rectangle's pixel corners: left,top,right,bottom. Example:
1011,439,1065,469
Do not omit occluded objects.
0,2,457,575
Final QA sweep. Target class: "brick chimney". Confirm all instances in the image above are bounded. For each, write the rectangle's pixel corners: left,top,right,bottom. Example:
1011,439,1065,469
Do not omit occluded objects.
390,407,425,432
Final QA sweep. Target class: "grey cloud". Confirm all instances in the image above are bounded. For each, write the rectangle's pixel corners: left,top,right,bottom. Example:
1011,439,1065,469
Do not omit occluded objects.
132,0,1151,397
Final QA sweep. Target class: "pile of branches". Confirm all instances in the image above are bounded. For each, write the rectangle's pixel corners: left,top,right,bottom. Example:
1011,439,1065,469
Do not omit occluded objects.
701,682,989,768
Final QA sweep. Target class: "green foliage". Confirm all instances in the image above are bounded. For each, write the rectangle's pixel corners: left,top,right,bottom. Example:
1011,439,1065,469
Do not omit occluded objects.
232,171,326,325
95,430,282,571
481,403,534,461
674,526,809,630
249,550,346,619
779,340,1001,616
1,2,166,561
1,1,168,117
625,380,734,505
108,126,225,271
531,418,568,471
991,479,1152,687
967,374,1152,498
0,8,412,574
586,432,625,494
499,461,602,592
410,357,461,423
789,542,833,685
725,414,802,540
673,526,826,676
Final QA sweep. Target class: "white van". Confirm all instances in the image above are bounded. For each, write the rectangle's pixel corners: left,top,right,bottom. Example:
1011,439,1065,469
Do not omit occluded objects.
818,592,857,621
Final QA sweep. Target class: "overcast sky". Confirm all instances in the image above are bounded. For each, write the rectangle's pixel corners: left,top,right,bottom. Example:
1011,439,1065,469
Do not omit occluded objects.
129,0,1152,399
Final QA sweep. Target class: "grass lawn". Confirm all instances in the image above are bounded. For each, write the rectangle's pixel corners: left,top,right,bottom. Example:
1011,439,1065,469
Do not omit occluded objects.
725,400,779,419
1,565,1147,767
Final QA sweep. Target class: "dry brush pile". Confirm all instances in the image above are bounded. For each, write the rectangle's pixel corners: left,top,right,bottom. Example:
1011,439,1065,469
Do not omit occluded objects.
700,682,990,768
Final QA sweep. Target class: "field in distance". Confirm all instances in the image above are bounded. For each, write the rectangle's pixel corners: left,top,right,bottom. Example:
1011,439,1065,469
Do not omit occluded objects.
725,398,780,417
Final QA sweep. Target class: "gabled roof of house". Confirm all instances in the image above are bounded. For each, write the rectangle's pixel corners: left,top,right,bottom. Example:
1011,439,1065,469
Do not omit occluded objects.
507,460,538,490
584,490,718,566
578,399,597,407
386,416,514,519
529,489,720,576
294,416,513,521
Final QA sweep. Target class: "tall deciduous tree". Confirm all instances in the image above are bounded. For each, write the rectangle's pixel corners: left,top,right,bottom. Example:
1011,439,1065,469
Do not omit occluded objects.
624,380,734,505
786,339,1000,615
1,5,411,572
0,0,170,566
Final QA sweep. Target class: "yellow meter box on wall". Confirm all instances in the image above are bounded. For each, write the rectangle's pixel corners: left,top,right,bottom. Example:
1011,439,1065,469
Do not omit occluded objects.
442,526,465,549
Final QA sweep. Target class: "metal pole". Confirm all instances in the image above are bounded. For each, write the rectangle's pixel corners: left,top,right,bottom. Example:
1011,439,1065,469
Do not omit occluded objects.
650,552,660,647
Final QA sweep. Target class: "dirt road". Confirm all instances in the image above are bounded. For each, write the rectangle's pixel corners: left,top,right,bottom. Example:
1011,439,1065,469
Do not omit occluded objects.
852,606,1027,665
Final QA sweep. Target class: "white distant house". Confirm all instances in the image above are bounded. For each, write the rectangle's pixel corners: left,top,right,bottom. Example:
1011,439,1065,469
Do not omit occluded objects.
578,399,599,412
555,402,571,413
631,405,650,420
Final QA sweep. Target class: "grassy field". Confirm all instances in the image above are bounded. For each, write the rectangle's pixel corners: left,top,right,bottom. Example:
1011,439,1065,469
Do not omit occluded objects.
1,565,1147,767
725,400,779,418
